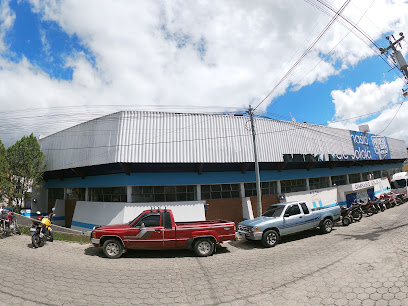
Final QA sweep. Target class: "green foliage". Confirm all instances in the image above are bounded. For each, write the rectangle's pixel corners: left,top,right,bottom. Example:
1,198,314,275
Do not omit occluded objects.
0,140,12,203
5,134,46,207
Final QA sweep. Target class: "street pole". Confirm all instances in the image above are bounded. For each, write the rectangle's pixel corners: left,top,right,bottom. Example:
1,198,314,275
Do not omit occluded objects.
248,105,262,217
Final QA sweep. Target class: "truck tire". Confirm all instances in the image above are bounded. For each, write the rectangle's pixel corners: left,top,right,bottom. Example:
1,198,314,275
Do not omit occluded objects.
320,219,333,234
193,238,215,257
261,230,279,248
103,239,124,259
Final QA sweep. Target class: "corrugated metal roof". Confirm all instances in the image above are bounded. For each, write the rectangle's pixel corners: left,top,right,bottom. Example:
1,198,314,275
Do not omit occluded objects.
39,111,407,171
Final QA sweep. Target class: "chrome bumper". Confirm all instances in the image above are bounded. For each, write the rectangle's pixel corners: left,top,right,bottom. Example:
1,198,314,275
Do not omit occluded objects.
237,230,262,240
91,238,100,245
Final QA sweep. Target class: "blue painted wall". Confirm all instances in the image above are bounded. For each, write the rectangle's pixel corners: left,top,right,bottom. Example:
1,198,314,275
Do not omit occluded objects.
45,163,402,188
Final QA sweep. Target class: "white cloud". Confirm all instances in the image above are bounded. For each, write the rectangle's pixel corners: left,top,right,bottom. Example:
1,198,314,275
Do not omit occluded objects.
0,0,408,147
0,0,15,53
328,79,408,143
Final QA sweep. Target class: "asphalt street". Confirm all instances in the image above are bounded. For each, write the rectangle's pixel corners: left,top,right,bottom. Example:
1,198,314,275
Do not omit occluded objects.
0,204,407,305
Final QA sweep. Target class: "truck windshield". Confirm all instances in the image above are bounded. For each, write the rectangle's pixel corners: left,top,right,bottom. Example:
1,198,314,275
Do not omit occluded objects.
393,179,407,188
262,205,285,217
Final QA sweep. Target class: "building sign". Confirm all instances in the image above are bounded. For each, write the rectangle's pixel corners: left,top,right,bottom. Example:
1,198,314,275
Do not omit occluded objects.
351,179,381,191
332,131,390,161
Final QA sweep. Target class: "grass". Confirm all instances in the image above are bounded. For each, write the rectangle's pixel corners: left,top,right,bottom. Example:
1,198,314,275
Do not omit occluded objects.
19,225,90,244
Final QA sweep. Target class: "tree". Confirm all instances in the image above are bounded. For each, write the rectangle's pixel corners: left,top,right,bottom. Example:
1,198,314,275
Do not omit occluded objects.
0,139,12,203
6,134,46,208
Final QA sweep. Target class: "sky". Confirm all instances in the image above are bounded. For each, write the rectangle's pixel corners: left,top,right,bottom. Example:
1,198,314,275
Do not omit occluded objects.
0,0,407,148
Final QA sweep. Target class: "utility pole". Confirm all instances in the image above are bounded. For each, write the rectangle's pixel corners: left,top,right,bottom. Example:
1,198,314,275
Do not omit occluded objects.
380,32,408,96
247,105,262,217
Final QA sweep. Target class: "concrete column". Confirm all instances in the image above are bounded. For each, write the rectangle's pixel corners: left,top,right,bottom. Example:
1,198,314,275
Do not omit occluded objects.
328,176,333,187
63,188,67,200
306,178,310,191
239,182,245,198
127,186,132,203
346,174,350,185
85,187,89,201
196,185,201,200
276,180,282,195
360,173,364,182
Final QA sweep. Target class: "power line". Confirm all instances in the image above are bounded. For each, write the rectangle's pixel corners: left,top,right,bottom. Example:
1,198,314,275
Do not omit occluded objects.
254,0,351,111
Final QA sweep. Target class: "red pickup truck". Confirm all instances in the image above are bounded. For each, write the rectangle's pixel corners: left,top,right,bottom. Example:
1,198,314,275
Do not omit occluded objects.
90,209,236,258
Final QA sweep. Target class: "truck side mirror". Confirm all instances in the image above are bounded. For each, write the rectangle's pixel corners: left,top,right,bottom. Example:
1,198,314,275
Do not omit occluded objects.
141,223,145,227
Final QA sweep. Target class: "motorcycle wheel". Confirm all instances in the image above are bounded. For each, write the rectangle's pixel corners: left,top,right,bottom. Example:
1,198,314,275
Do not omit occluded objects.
32,234,40,248
49,231,54,242
342,217,351,226
366,208,374,217
352,211,362,221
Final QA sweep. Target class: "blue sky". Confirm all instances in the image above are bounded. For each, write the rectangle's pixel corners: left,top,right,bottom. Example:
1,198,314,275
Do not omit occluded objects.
0,0,407,147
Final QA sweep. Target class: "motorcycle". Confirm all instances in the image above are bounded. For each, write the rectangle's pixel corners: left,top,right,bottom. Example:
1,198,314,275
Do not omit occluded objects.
0,208,21,238
360,200,376,217
349,202,363,221
31,210,55,248
340,205,353,226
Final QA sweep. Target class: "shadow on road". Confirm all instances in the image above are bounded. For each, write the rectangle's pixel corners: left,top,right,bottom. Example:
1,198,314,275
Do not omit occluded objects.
84,245,230,259
337,222,408,242
230,228,330,250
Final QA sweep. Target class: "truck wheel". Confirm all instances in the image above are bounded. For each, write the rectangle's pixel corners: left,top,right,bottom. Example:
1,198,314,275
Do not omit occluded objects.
261,230,279,248
103,239,124,259
320,219,333,234
194,238,214,257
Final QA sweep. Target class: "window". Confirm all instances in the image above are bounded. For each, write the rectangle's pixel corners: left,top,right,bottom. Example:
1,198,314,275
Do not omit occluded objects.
48,188,64,200
309,177,330,190
361,172,373,181
244,181,277,197
132,185,196,203
286,204,301,216
373,171,382,179
135,214,161,227
280,179,307,193
164,212,172,229
66,188,86,201
201,184,240,200
331,175,347,186
300,203,309,214
348,173,361,184
89,187,127,202
262,205,285,217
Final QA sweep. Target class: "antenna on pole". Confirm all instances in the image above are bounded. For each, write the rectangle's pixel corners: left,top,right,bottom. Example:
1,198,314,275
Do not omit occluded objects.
247,105,262,217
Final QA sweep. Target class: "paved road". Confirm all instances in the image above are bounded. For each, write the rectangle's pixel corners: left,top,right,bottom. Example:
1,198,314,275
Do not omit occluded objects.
1,204,408,306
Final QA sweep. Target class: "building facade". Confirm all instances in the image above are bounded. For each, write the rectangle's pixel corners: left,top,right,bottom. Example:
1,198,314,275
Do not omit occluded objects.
36,111,407,229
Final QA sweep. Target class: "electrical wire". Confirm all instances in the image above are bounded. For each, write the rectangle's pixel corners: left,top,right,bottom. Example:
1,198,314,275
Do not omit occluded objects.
254,0,351,111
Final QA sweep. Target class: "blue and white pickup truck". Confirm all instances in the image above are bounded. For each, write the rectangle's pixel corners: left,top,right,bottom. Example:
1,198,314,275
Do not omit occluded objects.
237,201,341,248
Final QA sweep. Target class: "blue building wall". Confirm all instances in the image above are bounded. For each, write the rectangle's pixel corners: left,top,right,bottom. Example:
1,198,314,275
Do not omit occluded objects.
45,163,402,188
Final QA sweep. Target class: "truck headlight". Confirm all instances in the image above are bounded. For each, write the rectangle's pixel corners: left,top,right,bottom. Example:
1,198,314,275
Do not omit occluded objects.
249,227,259,232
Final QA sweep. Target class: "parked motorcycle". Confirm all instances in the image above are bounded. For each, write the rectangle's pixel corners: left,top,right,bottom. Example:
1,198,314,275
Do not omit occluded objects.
31,210,55,248
376,197,386,212
360,200,376,216
340,205,353,226
0,209,21,238
349,202,363,221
